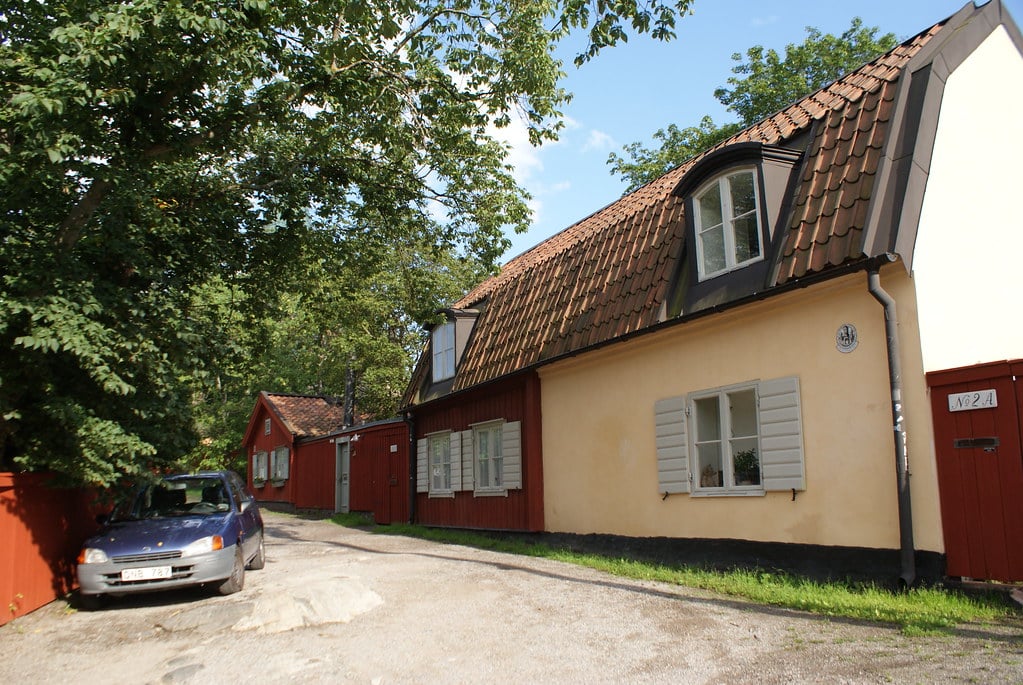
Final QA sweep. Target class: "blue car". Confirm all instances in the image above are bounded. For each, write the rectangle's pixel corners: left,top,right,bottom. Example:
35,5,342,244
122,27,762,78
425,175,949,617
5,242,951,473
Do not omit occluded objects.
77,471,264,609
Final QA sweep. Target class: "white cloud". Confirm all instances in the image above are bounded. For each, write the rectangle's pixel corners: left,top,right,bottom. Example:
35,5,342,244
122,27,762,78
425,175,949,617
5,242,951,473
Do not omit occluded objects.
490,115,543,187
581,129,616,153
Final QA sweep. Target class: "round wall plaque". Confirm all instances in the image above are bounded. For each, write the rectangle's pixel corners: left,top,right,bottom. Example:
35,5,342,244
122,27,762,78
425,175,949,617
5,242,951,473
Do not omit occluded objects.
836,323,858,353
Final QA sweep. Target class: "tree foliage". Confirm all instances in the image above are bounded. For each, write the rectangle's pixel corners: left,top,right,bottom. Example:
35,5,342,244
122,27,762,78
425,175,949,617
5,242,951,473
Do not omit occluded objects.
609,18,898,191
0,0,694,485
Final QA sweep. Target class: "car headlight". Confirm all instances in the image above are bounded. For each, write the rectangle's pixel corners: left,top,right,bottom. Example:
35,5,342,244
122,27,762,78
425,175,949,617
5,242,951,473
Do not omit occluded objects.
181,535,224,557
77,548,109,564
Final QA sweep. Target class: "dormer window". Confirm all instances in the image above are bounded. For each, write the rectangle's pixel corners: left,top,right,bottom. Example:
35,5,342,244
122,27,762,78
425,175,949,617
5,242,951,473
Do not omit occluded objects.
694,168,763,280
666,141,805,318
431,321,456,382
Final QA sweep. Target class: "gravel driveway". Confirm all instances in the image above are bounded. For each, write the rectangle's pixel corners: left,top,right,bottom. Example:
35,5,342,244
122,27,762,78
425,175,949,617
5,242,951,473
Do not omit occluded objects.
1,512,1021,684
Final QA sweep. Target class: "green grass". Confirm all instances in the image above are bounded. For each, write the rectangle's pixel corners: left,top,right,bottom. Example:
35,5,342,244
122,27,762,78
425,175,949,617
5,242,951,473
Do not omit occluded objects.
329,516,1016,634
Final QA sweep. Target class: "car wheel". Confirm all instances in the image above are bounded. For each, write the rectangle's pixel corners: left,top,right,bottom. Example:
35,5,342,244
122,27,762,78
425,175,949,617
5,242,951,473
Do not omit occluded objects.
217,546,245,595
247,530,266,570
78,593,105,611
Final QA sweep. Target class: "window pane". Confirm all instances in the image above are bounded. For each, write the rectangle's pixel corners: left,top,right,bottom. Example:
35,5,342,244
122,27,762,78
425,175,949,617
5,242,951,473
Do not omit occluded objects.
731,438,760,485
728,389,757,438
732,212,760,263
700,225,726,274
729,172,756,216
478,458,489,487
697,443,723,487
430,435,450,490
477,430,490,486
432,322,455,381
695,397,721,440
698,182,723,229
476,426,503,489
729,389,759,486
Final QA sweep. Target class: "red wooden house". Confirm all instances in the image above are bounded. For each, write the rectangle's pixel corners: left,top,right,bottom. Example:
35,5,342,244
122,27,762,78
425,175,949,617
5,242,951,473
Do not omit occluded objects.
402,312,545,531
242,392,409,523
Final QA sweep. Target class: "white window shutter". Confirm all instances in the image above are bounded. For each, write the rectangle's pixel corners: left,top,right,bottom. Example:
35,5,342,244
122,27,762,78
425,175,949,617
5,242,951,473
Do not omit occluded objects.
416,438,428,493
279,447,290,479
758,376,806,491
655,396,690,494
502,421,522,490
461,431,474,490
449,432,462,491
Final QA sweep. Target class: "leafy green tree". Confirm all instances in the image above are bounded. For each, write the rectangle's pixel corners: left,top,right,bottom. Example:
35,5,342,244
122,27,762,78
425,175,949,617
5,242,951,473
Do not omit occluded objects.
609,18,898,191
607,116,742,192
184,232,483,475
1,0,695,485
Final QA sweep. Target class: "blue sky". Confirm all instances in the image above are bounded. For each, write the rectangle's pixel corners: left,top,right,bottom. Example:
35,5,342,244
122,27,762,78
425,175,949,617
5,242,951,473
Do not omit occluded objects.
497,0,1023,260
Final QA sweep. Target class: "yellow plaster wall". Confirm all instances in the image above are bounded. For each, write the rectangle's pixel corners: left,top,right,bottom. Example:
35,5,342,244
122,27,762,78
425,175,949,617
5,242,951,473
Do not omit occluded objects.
539,267,944,552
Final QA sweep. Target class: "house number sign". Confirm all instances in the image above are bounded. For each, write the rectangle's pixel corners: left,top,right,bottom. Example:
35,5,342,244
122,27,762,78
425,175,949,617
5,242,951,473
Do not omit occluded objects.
947,389,998,412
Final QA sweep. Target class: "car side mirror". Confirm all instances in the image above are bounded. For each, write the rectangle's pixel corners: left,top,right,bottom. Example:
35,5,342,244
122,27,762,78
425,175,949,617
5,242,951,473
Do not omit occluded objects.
239,499,253,513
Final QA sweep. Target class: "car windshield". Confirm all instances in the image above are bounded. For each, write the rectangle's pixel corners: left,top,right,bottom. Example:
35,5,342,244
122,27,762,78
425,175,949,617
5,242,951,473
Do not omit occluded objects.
131,477,232,519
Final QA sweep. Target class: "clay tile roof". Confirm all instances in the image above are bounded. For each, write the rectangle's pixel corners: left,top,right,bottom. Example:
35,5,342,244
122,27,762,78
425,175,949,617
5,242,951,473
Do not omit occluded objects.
263,392,346,438
405,13,952,404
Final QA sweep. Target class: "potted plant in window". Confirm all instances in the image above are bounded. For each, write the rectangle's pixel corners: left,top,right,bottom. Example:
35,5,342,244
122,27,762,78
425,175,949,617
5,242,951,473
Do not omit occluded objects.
733,448,760,485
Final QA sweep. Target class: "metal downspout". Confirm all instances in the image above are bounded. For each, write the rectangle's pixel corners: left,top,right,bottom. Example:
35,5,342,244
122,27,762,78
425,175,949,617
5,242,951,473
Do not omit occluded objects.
867,262,916,588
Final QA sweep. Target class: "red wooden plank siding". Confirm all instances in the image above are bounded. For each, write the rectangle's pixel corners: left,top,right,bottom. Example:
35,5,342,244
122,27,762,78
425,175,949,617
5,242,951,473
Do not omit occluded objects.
415,372,543,531
0,473,101,625
927,360,1023,582
354,423,409,524
293,438,336,510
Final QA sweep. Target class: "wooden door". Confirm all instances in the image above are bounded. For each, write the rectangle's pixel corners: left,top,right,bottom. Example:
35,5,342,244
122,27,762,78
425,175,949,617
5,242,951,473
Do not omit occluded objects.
335,441,350,514
927,360,1023,582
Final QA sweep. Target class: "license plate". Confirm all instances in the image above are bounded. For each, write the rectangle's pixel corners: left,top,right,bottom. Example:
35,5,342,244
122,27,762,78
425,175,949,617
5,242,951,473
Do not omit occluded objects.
121,566,172,581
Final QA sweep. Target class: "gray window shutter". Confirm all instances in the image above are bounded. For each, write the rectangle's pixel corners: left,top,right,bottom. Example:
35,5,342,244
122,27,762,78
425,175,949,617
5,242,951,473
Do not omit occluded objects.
416,438,428,493
655,396,690,494
759,376,806,491
449,432,462,491
461,431,474,491
278,447,290,479
502,421,522,489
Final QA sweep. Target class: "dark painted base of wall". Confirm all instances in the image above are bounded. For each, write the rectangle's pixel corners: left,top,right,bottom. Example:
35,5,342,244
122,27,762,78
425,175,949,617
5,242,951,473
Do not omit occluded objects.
495,531,946,589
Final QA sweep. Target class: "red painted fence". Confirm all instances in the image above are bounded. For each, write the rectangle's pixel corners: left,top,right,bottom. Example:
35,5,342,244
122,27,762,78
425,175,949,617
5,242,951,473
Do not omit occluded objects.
0,473,100,625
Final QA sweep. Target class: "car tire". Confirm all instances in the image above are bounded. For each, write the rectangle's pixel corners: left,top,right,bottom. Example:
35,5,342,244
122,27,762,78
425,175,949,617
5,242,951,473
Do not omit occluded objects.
217,546,245,595
78,593,106,611
247,530,266,570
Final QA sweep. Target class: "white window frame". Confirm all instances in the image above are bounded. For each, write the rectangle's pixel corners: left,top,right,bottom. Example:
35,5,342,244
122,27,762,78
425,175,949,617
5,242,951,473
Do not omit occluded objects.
431,321,456,382
693,168,764,281
690,382,762,496
264,418,271,435
270,445,290,482
428,431,453,497
252,451,268,483
472,420,505,495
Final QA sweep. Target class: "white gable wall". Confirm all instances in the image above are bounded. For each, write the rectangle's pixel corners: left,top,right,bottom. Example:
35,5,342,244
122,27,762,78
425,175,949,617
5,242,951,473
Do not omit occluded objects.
913,25,1023,373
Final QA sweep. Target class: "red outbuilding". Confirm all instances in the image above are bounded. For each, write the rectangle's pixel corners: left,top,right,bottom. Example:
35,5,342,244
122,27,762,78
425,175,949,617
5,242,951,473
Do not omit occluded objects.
241,392,409,523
